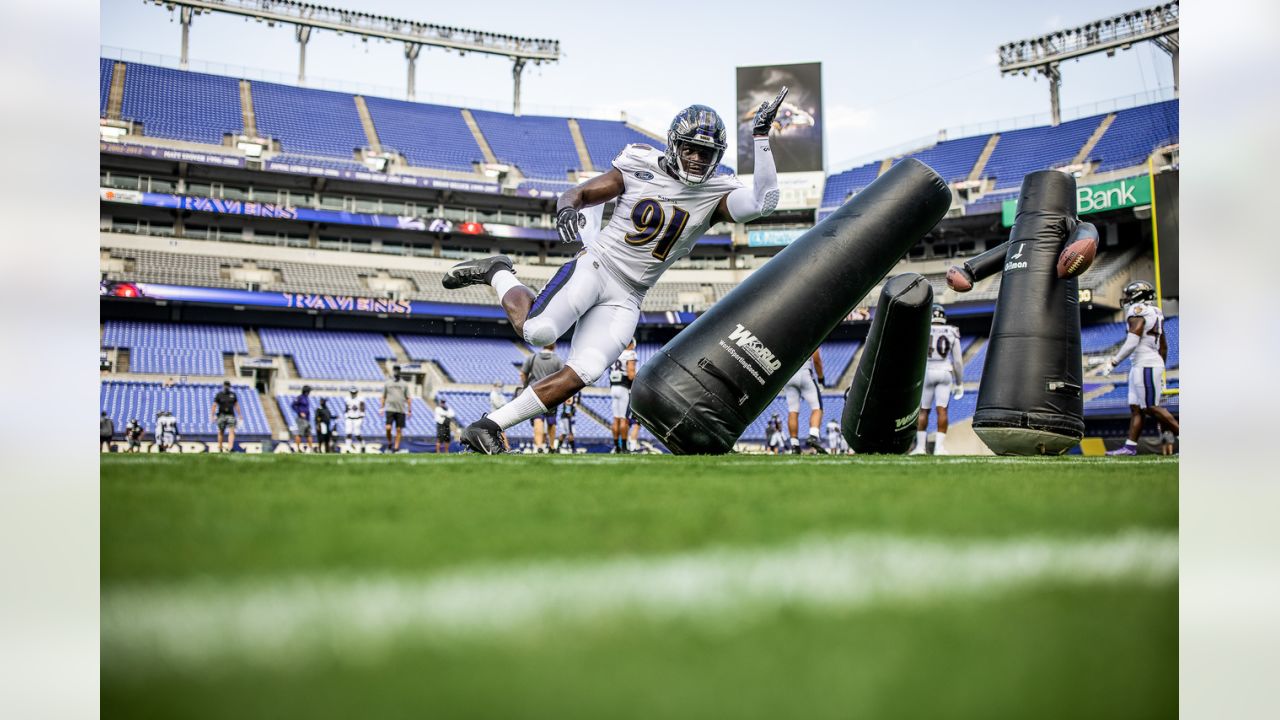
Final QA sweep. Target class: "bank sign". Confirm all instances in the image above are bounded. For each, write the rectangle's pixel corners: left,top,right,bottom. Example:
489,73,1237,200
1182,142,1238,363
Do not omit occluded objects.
1001,176,1151,227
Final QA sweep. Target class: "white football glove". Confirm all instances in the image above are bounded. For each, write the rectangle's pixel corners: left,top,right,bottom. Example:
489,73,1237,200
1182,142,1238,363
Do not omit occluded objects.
952,384,964,400
1098,359,1116,376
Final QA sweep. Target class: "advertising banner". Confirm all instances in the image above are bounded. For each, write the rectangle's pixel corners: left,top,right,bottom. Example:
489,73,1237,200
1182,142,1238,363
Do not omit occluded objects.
99,188,559,241
746,228,808,247
1001,175,1152,226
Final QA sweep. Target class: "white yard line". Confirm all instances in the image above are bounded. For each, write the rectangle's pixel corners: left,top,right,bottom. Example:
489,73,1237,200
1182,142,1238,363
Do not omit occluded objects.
103,530,1177,673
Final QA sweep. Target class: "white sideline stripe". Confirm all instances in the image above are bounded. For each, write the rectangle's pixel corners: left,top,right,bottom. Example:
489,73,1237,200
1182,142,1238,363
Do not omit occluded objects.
103,531,1177,673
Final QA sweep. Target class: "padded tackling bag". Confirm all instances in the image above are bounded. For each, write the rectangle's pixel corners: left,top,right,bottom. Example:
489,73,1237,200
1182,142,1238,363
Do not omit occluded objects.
972,170,1085,455
841,273,933,454
630,159,951,454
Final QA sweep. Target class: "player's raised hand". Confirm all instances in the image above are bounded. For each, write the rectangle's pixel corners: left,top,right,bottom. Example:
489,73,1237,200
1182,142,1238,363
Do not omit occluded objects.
751,86,789,137
555,207,584,244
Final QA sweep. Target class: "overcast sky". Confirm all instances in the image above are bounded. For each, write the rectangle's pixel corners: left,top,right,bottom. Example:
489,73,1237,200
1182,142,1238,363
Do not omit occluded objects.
101,0,1176,169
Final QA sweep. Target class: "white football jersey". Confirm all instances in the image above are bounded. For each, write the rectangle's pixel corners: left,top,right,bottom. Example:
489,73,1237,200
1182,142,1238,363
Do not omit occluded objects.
609,348,638,385
1125,302,1165,368
588,144,742,292
926,324,962,369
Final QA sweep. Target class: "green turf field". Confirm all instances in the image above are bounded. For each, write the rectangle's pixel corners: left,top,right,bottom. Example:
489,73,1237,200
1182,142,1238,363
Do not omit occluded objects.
101,454,1177,719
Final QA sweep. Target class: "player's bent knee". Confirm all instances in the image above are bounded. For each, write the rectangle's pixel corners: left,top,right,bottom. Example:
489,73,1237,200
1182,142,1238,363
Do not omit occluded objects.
566,355,607,385
523,318,559,348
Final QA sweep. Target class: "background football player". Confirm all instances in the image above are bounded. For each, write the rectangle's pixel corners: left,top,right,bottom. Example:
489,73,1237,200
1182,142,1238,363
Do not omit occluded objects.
609,339,637,453
443,89,789,453
781,350,827,453
766,413,785,455
1102,280,1179,455
343,387,366,454
912,304,965,455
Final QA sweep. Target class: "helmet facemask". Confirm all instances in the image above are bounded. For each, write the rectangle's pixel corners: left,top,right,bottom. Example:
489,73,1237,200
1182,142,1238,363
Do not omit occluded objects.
664,105,727,185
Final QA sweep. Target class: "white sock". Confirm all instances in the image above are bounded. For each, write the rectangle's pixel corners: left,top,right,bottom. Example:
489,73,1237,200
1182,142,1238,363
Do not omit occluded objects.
917,430,927,447
490,269,525,302
935,432,947,446
808,426,820,439
1124,439,1138,447
789,436,799,447
488,387,548,430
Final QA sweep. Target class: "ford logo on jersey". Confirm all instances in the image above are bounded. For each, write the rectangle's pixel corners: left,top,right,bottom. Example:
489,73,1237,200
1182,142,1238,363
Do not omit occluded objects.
634,170,654,180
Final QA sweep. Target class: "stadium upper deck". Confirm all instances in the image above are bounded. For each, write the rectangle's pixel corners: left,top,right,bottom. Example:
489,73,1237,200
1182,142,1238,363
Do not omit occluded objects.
101,59,1177,215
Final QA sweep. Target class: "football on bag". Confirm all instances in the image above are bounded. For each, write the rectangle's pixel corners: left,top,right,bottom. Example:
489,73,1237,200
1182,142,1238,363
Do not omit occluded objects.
1056,230,1099,278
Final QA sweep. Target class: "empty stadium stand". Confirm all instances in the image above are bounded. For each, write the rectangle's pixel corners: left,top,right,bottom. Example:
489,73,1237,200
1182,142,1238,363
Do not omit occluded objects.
120,63,242,145
398,335,527,385
1091,100,1178,172
821,99,1178,213
469,109,581,180
252,81,367,160
258,327,394,380
101,380,270,437
981,114,1102,190
363,97,484,173
574,118,658,171
99,58,113,117
102,320,246,375
896,134,993,184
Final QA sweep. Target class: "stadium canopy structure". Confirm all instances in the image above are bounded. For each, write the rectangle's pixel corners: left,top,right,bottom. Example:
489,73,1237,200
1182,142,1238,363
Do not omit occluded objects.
150,0,561,112
997,2,1178,125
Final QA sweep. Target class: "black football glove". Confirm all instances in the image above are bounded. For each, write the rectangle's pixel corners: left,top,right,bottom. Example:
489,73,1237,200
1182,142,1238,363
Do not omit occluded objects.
555,207,585,244
751,86,790,138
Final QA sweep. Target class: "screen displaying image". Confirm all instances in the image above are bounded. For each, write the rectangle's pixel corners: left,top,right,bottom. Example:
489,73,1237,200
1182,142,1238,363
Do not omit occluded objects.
736,62,823,174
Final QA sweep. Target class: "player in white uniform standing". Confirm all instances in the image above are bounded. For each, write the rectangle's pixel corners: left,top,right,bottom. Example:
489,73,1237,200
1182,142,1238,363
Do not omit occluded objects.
343,387,366,453
912,305,965,455
825,419,849,455
1102,280,1179,455
609,339,638,453
442,90,789,453
781,350,827,453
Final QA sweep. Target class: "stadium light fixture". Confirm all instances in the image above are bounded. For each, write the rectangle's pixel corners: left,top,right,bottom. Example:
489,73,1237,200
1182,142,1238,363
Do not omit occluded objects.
155,0,560,111
997,2,1178,124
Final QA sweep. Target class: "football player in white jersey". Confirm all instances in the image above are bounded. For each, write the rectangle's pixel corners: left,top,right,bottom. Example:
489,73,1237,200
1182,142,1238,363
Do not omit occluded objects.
1102,280,1179,455
443,90,789,453
343,387,366,454
825,420,849,455
781,350,827,453
911,305,965,455
609,339,638,453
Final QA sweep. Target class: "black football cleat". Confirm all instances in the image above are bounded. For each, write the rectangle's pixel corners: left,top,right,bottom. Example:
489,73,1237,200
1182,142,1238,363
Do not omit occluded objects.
460,417,508,454
442,255,514,290
806,436,829,454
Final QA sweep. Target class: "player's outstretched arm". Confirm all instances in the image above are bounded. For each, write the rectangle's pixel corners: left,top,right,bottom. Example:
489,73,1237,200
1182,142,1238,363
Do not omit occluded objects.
555,170,625,243
719,86,788,224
